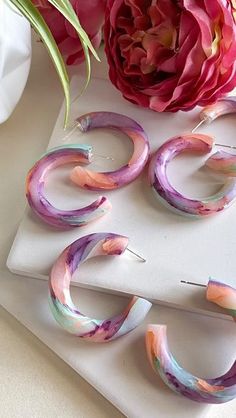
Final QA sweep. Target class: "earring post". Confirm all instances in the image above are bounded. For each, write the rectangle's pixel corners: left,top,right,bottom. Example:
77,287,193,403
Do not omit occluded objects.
215,143,236,150
181,280,206,288
94,154,115,161
127,248,146,262
61,123,79,142
191,119,206,133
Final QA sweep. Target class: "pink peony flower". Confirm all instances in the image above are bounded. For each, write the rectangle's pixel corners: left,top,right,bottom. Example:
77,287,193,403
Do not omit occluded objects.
104,0,236,112
35,0,107,65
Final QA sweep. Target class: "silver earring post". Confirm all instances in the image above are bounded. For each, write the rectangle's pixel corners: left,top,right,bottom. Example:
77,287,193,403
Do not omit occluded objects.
191,119,206,133
192,120,236,150
126,248,146,262
61,124,115,160
181,280,206,288
61,123,79,142
215,143,236,150
93,154,115,161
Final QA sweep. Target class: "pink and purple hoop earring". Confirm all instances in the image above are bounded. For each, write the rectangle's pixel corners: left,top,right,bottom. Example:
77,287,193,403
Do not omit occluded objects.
192,97,236,177
146,279,236,404
49,232,152,342
70,112,150,190
26,145,111,229
192,97,236,132
148,133,236,217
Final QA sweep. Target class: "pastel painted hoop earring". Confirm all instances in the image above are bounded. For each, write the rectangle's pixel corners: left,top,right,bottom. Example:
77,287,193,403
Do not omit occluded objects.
194,97,236,177
193,96,236,130
146,279,236,404
26,145,111,228
148,133,236,217
70,111,150,190
49,232,152,342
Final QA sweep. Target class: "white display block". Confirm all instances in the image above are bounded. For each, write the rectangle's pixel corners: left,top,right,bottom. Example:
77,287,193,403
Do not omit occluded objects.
3,43,236,418
2,271,236,418
7,75,236,319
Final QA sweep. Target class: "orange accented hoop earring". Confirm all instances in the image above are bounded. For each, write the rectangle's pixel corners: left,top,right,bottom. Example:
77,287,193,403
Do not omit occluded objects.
146,279,236,404
149,97,236,218
70,111,150,190
49,232,152,342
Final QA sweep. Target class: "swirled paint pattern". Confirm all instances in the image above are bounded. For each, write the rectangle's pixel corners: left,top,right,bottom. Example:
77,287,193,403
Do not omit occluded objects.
149,133,236,217
206,151,236,177
70,112,150,190
49,232,152,342
26,145,111,228
199,97,236,124
146,279,236,403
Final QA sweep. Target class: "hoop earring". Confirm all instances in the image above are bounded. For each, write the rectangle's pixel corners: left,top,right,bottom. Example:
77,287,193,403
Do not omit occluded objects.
146,279,236,404
70,111,150,190
26,145,111,229
192,97,236,176
49,232,152,342
148,133,236,217
192,97,236,132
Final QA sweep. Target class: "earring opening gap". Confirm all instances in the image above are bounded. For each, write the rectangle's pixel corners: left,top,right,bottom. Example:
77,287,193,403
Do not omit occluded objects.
191,123,236,150
93,154,115,161
61,123,115,159
61,123,80,142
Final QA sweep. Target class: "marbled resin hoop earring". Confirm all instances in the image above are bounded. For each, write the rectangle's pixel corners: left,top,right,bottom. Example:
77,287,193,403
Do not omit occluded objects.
49,232,152,342
194,96,236,128
26,145,111,228
195,97,236,177
70,112,150,190
148,133,236,217
146,279,236,404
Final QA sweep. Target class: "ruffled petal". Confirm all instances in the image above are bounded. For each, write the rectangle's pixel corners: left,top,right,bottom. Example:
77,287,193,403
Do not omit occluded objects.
104,0,236,112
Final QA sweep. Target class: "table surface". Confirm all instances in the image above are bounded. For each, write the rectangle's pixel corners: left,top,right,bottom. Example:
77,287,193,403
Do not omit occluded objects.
0,35,235,418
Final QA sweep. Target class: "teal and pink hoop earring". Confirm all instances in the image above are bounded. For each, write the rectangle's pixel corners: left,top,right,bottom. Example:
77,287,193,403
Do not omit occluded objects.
27,112,149,228
148,133,236,217
49,232,152,342
146,279,236,404
70,111,150,190
26,145,111,229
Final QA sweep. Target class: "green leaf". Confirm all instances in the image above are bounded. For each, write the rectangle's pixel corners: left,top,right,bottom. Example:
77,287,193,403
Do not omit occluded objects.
48,0,100,91
9,0,101,126
9,0,70,128
48,0,100,60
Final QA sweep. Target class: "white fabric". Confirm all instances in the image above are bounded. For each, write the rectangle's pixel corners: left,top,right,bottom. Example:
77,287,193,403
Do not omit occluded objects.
0,1,31,123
